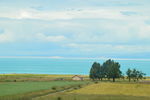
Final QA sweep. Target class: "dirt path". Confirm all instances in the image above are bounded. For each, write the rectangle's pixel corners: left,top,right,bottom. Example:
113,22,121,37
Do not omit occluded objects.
32,87,75,100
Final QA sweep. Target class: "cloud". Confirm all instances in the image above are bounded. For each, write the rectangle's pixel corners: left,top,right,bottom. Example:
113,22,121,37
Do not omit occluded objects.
121,11,138,16
65,43,150,54
0,8,147,21
137,24,150,39
0,29,15,43
0,33,14,43
36,33,67,42
0,0,150,58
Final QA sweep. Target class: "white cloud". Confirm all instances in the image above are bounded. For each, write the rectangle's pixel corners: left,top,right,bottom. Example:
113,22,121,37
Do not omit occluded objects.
36,33,67,42
0,32,14,43
137,25,150,39
65,43,150,53
17,11,33,19
0,8,148,21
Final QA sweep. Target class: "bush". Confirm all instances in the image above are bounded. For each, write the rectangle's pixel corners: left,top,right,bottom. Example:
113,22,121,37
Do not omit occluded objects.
51,86,57,90
94,81,99,84
78,85,82,88
74,87,78,90
57,97,62,100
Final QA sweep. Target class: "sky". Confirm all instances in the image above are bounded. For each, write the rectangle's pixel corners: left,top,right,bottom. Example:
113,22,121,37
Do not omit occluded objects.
0,0,150,58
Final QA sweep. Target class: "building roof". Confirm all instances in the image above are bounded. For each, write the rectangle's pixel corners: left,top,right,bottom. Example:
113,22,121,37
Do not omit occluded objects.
72,75,83,78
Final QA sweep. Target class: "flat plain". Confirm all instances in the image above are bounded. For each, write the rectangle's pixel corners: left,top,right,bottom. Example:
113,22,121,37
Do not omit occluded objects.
0,74,150,100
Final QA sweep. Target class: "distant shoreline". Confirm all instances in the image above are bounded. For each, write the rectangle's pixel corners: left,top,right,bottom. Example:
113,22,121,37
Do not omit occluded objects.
0,73,149,77
1,56,150,61
0,73,88,76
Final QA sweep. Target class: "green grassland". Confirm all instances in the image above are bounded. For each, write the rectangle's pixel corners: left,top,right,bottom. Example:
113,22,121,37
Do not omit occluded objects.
0,81,88,100
0,74,89,100
0,81,87,96
0,74,150,100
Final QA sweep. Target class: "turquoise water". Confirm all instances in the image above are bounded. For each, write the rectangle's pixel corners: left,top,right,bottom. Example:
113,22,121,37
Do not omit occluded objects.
0,58,149,76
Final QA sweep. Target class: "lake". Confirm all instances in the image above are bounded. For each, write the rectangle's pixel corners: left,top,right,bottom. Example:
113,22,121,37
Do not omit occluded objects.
0,58,149,76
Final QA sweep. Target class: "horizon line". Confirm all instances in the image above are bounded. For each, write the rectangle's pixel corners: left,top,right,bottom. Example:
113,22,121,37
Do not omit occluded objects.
0,56,150,61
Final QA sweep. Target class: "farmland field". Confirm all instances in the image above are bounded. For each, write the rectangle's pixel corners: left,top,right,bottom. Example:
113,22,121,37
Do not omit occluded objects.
34,93,150,100
0,81,88,100
70,82,150,97
35,82,150,100
0,81,87,96
0,74,150,100
0,74,87,82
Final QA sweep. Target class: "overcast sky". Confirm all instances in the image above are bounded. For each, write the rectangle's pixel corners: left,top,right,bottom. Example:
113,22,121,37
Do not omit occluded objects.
0,0,150,58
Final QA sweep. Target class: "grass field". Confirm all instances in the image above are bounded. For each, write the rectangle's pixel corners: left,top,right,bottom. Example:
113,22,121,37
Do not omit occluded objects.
0,81,88,100
35,82,150,100
70,82,150,97
0,74,150,100
0,81,87,96
35,93,150,100
0,74,88,82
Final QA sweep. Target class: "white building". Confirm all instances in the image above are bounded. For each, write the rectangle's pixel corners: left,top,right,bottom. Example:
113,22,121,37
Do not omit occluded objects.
72,75,83,81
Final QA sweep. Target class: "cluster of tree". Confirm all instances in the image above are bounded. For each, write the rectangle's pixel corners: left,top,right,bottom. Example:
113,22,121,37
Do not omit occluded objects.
126,68,146,82
89,59,146,82
89,59,122,82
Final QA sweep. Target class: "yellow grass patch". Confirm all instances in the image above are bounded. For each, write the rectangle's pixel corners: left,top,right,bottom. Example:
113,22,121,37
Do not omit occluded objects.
0,74,87,78
70,82,150,97
145,78,150,81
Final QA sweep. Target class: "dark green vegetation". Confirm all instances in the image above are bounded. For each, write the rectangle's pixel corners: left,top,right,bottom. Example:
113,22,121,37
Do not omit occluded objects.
90,59,122,82
90,59,146,82
126,68,146,82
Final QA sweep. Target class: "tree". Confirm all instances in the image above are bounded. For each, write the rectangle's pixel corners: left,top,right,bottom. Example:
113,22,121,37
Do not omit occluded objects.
103,59,122,82
109,61,121,82
134,70,146,81
131,69,138,82
126,68,132,82
126,68,146,82
97,65,104,81
89,62,101,80
102,59,112,80
137,71,146,80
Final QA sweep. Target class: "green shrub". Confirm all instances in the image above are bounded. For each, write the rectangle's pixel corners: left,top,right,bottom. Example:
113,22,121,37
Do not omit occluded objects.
57,97,62,100
94,81,98,84
52,86,57,90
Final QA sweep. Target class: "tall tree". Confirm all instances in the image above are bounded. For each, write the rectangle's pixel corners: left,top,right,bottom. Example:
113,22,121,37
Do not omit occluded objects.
103,59,121,82
126,68,132,82
102,59,112,79
131,69,138,82
132,69,146,81
89,62,101,80
137,71,146,80
97,65,104,81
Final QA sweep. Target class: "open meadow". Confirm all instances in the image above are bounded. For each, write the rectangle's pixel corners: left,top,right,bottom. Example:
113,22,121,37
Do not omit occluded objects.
0,74,89,100
35,82,150,100
0,74,88,82
0,74,150,100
